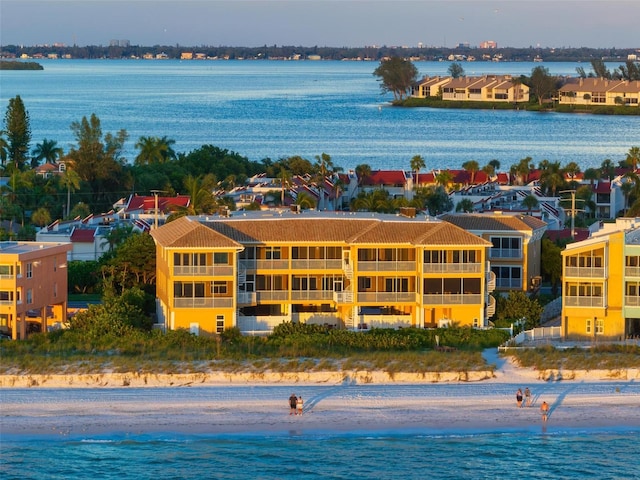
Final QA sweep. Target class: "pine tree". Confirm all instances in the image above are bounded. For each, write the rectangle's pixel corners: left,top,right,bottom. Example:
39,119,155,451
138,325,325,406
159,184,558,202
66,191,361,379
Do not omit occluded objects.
3,95,32,171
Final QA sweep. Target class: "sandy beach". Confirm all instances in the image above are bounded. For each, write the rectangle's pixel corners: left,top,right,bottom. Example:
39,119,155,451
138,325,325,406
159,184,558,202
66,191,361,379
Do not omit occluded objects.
1,353,639,438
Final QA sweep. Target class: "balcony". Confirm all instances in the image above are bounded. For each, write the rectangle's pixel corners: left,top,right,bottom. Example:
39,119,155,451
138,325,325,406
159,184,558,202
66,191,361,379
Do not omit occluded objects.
358,261,416,272
625,296,640,306
290,259,342,270
490,248,522,259
357,292,417,303
423,293,482,305
255,291,289,301
334,290,354,303
625,267,640,278
565,267,606,278
173,265,233,276
240,259,289,270
495,278,522,289
291,290,334,301
423,263,482,274
173,297,233,308
564,296,605,308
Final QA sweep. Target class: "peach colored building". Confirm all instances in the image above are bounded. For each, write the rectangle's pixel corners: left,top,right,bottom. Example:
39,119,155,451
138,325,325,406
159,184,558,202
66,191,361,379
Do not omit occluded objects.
0,241,72,339
558,78,640,107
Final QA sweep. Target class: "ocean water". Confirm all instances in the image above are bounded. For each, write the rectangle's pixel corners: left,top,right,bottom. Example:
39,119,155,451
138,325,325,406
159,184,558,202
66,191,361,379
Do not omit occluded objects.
1,59,638,172
1,384,639,479
2,430,638,479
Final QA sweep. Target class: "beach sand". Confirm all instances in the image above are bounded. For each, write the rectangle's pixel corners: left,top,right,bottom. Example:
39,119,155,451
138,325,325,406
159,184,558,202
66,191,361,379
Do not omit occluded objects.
1,354,639,438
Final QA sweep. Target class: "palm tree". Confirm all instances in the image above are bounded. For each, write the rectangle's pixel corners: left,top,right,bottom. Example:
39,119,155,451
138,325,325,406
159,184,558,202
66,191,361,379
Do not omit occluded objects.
355,163,372,186
313,152,341,211
278,167,292,205
539,160,563,196
626,146,640,171
583,168,601,187
134,136,176,166
522,194,539,213
601,158,615,180
435,170,454,191
621,173,638,215
61,164,81,218
295,191,316,210
410,155,426,183
455,199,474,213
515,157,534,185
168,174,217,221
31,138,63,167
461,160,480,185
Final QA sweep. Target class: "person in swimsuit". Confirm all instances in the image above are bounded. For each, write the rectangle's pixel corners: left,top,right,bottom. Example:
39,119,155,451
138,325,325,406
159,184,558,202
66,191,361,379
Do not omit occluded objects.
289,393,297,415
296,396,304,416
540,401,550,422
524,387,532,407
516,388,523,408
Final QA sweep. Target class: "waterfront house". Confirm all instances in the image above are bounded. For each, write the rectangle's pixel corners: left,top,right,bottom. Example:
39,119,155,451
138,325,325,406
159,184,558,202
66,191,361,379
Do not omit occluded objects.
413,75,529,103
150,210,495,336
441,212,547,293
0,241,72,339
561,218,640,340
558,78,640,107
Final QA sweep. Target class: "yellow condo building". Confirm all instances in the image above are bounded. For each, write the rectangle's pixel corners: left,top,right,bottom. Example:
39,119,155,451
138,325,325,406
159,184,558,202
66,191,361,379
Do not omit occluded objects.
150,211,496,336
562,218,640,340
0,241,72,339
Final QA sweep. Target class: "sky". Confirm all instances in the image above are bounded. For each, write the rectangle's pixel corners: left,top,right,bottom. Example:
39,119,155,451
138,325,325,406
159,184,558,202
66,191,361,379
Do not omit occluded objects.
1,0,638,49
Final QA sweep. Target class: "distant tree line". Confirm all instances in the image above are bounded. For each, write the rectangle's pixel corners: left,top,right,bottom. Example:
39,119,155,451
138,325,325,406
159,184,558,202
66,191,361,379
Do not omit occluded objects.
0,44,637,63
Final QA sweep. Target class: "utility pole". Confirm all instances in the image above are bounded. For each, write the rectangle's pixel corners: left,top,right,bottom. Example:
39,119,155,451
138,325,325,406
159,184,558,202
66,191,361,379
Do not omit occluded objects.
560,189,584,239
150,190,166,230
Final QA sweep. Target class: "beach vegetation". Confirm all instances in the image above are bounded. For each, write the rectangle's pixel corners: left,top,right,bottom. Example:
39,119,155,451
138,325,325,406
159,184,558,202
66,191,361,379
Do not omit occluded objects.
509,344,640,370
3,95,31,171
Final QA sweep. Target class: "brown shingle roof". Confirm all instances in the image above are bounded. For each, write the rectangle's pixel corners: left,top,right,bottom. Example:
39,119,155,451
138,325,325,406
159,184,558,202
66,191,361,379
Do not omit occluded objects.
441,213,546,232
150,216,242,248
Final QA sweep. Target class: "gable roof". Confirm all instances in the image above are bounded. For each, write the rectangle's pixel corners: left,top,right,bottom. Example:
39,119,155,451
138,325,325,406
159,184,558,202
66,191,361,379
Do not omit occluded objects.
441,213,547,232
150,216,242,249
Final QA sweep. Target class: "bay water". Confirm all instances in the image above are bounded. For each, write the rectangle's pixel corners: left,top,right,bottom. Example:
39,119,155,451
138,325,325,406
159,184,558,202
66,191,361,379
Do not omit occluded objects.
1,60,638,172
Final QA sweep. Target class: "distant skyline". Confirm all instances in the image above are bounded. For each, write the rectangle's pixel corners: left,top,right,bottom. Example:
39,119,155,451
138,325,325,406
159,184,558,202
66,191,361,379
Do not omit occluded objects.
1,0,639,50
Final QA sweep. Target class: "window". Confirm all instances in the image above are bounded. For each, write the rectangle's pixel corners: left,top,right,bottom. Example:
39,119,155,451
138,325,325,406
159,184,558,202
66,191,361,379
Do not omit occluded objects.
54,283,58,298
54,256,57,272
586,319,592,334
595,319,604,335
0,265,12,276
0,291,12,302
266,247,281,260
358,277,372,291
26,263,33,278
216,315,225,334
213,252,228,265
212,282,227,295
26,289,33,304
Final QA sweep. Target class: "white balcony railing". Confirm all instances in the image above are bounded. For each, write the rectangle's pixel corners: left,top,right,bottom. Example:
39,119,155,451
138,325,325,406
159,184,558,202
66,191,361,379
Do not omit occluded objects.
625,267,640,277
290,290,334,301
290,259,342,270
564,296,605,308
423,293,483,305
358,261,416,272
490,248,522,259
565,267,606,278
423,263,482,274
357,292,417,303
173,265,233,276
173,297,233,308
334,290,354,303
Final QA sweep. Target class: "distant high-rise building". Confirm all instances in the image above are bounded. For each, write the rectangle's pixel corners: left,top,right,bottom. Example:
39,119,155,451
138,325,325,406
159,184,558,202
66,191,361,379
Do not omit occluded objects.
479,40,498,49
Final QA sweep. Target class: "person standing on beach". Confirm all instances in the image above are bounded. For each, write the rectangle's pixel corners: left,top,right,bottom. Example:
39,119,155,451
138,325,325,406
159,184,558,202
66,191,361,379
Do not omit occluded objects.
296,396,304,416
289,393,297,415
524,387,532,407
540,401,550,422
516,388,523,408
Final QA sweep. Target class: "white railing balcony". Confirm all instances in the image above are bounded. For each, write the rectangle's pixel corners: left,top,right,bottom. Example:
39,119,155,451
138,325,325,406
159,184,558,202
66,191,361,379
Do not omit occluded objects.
256,291,289,301
334,290,354,303
625,296,640,307
565,266,606,278
625,267,640,278
423,263,481,274
357,292,417,303
495,278,523,289
291,290,334,301
255,260,289,270
357,261,416,272
490,248,522,259
173,297,233,308
239,260,257,270
290,259,342,270
423,293,483,305
173,265,233,276
237,291,257,304
564,296,605,308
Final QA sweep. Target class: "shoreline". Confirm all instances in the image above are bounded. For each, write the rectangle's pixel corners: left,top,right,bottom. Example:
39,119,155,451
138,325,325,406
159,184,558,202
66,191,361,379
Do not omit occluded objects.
2,358,638,439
